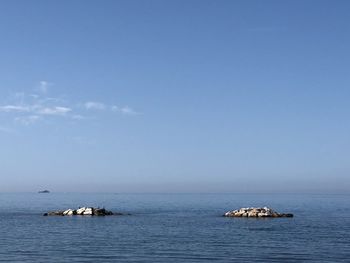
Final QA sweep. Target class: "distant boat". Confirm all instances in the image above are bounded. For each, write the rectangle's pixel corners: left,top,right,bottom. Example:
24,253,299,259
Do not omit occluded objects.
38,190,50,193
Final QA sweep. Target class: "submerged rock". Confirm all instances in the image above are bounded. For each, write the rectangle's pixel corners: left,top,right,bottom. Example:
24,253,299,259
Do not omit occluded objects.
44,211,64,216
224,207,293,218
43,207,118,216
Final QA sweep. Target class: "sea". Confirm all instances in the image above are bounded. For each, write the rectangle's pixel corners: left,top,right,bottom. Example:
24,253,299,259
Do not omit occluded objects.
0,193,349,262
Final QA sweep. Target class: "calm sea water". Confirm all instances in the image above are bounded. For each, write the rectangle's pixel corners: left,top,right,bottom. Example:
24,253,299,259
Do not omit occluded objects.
0,193,349,262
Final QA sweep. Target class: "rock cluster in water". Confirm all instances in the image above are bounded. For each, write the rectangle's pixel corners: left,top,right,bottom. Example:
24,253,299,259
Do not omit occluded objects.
224,207,293,218
43,207,118,216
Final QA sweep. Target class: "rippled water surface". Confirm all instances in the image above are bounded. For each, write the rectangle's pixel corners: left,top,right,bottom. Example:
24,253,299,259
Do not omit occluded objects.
0,193,349,262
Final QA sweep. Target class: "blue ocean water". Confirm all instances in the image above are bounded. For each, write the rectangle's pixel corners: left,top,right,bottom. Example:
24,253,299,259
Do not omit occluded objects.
0,193,349,262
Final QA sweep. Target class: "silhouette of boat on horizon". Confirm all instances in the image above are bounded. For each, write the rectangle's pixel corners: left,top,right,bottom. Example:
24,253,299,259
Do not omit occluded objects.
38,190,50,193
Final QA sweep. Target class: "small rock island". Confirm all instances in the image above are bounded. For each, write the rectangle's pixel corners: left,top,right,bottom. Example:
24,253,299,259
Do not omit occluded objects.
224,207,293,218
43,207,120,216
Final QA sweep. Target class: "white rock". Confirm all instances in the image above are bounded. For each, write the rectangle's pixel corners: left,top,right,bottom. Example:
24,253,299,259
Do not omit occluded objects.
258,212,268,217
76,207,86,215
63,209,73,215
224,206,292,218
83,207,93,215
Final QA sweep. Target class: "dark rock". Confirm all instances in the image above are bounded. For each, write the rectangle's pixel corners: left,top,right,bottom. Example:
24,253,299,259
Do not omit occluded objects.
38,190,50,193
280,213,294,217
93,208,114,216
44,211,64,216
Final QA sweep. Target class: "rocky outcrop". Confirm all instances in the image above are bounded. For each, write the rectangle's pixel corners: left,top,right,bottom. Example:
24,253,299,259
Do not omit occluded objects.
43,207,117,216
223,207,293,218
63,209,74,216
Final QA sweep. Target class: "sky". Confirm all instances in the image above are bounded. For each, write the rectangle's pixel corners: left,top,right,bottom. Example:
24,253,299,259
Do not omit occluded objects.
0,0,349,193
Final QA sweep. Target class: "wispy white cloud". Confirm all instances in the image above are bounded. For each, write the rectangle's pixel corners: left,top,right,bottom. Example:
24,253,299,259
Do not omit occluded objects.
84,101,106,110
14,115,40,125
71,114,86,120
120,106,140,115
37,106,71,116
0,81,140,128
111,105,141,115
38,81,52,93
0,105,30,112
111,105,119,112
0,105,71,116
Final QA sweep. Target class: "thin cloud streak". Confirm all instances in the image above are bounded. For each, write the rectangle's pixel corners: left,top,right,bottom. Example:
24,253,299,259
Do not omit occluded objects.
84,102,106,110
0,105,71,116
111,105,141,115
0,105,30,112
120,106,140,115
71,114,86,120
37,106,72,115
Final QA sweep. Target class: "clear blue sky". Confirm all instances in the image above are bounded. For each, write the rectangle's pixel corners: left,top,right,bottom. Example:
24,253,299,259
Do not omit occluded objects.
0,0,349,193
